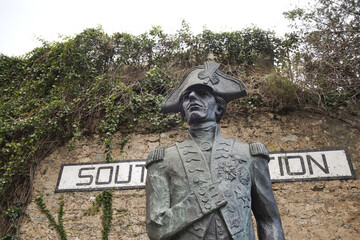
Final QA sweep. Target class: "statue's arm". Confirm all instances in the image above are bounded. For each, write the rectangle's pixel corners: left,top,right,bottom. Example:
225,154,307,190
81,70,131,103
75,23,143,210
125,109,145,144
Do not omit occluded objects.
146,159,226,240
145,160,201,239
250,144,285,240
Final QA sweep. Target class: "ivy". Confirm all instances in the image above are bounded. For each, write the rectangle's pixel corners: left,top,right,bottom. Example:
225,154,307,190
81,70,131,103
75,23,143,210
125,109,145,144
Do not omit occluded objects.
0,202,28,240
82,191,113,240
96,191,113,240
34,192,113,239
35,196,67,240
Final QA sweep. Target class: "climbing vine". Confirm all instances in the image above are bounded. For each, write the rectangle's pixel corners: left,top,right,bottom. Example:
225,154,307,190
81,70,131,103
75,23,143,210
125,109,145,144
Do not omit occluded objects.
34,191,113,239
82,191,113,240
35,196,67,240
97,191,113,240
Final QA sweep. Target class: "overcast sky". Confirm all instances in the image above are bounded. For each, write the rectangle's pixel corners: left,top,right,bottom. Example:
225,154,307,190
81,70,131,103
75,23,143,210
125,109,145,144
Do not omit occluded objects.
0,0,310,57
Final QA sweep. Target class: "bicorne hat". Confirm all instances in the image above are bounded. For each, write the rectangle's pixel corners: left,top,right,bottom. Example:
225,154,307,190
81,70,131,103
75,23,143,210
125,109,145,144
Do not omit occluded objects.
162,61,247,113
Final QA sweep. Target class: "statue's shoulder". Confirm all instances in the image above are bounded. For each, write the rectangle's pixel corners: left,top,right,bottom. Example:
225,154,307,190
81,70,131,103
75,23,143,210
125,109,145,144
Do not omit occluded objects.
249,142,270,161
146,147,165,168
146,144,177,168
232,141,270,162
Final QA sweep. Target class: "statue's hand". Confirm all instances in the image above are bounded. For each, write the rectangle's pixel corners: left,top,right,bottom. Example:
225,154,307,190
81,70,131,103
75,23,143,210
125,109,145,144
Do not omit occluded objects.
193,182,227,214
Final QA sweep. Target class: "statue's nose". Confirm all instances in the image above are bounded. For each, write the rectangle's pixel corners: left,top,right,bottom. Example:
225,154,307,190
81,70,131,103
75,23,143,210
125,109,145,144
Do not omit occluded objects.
189,91,199,100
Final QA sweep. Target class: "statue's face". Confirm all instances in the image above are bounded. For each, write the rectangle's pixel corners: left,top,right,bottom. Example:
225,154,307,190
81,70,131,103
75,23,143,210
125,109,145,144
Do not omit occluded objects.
181,86,219,125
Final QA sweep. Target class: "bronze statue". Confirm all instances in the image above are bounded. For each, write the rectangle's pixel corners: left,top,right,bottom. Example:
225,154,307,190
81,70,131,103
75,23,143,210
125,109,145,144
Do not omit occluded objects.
145,61,284,240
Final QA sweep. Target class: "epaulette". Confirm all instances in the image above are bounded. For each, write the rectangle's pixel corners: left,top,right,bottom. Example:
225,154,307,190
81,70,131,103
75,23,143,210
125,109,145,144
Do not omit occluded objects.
249,142,270,162
146,147,165,168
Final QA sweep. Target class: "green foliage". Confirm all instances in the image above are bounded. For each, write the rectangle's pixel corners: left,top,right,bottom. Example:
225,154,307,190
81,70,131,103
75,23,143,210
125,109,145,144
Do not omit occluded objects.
284,0,360,109
35,196,67,240
0,26,182,236
96,191,113,240
0,233,18,240
116,208,129,215
0,202,28,240
4,202,27,226
83,200,101,216
200,27,278,68
82,191,113,239
264,72,300,109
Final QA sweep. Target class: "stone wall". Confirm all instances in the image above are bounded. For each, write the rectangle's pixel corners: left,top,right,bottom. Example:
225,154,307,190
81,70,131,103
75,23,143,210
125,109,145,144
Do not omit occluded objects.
20,110,360,239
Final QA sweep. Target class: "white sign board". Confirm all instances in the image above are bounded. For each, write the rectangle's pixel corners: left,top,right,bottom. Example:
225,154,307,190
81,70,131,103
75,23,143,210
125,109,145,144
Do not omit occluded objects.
268,149,355,182
55,148,355,192
56,160,146,192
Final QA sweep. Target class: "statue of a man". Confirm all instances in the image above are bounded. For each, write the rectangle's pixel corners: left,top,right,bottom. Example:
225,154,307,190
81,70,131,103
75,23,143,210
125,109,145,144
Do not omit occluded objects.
145,61,284,240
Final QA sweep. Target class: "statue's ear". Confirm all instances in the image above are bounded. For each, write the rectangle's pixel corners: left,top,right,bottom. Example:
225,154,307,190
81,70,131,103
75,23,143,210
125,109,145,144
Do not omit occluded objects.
215,104,222,117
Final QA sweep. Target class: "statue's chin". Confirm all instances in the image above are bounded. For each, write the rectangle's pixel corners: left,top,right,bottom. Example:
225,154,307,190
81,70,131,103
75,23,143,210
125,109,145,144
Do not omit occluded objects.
185,110,205,123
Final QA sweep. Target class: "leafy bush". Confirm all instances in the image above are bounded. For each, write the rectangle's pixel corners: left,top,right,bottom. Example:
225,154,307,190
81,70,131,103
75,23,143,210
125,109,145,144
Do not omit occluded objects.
264,72,300,109
284,0,360,109
0,26,182,236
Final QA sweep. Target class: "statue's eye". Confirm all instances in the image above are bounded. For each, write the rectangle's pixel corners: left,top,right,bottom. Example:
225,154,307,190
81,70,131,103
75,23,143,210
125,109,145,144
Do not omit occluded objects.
183,93,189,101
198,91,208,97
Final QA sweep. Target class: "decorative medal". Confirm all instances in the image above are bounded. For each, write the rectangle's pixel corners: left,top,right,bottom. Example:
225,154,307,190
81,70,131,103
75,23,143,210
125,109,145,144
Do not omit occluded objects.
217,161,237,181
238,167,250,185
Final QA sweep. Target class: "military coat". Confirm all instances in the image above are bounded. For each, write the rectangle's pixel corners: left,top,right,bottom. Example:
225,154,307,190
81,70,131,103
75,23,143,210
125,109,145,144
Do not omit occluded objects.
146,130,284,240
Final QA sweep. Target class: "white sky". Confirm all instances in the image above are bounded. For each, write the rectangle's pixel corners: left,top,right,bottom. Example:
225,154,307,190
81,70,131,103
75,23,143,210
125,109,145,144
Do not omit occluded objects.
0,0,310,57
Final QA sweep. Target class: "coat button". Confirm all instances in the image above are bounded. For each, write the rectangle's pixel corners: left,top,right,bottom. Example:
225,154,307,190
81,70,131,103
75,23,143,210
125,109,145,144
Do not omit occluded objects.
204,203,212,210
194,222,202,231
201,196,209,203
198,187,206,196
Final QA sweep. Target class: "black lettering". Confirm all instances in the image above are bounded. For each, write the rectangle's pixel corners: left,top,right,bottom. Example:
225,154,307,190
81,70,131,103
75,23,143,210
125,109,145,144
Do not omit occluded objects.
95,166,113,185
306,154,329,174
135,164,146,183
274,157,285,176
115,165,132,184
285,156,306,175
76,167,95,186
